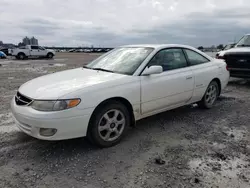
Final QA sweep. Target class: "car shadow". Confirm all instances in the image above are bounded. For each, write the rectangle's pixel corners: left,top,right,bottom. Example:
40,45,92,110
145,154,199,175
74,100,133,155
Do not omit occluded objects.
228,78,250,88
20,105,202,152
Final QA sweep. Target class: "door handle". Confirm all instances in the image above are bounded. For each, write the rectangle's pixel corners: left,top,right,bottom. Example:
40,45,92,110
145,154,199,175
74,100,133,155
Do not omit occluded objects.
186,76,193,80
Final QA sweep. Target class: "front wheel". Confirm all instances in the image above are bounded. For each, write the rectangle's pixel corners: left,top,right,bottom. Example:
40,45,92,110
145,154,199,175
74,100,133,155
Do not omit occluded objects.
47,53,54,59
87,101,130,147
198,81,219,109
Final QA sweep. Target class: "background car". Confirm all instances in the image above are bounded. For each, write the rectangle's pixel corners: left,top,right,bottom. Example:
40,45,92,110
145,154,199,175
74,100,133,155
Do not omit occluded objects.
0,51,7,59
12,45,56,59
0,48,10,56
216,34,250,78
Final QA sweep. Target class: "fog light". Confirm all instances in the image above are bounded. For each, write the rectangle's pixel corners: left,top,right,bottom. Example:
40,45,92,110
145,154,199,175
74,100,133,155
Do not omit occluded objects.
40,128,57,136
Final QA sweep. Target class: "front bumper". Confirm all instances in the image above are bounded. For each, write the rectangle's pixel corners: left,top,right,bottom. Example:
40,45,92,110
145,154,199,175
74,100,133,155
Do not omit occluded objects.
10,97,93,140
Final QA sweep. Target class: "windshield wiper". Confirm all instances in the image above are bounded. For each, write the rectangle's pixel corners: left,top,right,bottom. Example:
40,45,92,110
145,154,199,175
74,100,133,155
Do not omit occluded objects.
83,66,114,73
82,65,91,69
91,68,114,73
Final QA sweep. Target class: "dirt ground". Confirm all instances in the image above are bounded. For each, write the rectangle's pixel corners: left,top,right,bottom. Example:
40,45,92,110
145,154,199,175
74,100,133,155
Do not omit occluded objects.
0,53,250,188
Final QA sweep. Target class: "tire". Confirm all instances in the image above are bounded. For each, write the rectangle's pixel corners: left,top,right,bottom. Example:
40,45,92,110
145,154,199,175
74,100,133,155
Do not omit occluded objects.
87,101,130,148
17,53,25,60
47,53,54,59
198,81,219,109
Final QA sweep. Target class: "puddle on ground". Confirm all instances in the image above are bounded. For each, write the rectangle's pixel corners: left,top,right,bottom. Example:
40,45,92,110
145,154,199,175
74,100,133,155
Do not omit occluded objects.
0,113,19,133
211,142,226,150
53,63,66,67
0,113,14,126
224,127,247,141
24,67,48,74
0,125,19,133
189,155,250,187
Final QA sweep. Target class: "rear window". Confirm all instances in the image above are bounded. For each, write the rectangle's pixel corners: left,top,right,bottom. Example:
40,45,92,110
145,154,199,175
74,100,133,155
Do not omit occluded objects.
19,46,27,49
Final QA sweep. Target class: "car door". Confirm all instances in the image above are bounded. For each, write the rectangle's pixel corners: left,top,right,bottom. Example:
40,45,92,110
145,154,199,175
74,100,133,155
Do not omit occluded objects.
30,46,39,56
38,46,47,56
140,48,194,115
183,48,219,103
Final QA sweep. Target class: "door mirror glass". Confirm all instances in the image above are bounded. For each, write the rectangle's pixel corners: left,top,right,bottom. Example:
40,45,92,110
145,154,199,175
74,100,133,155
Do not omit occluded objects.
141,65,163,76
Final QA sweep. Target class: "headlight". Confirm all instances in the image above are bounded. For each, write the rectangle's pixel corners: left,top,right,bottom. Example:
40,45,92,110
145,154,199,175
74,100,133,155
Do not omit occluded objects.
30,99,81,111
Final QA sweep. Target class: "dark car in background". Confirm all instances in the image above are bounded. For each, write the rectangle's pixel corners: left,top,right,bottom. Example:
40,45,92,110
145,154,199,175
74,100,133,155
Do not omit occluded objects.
216,34,250,78
0,48,10,56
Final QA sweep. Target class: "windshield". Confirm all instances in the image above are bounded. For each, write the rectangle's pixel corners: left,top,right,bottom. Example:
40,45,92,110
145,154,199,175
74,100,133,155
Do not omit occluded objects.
236,35,250,47
84,47,154,75
223,44,235,50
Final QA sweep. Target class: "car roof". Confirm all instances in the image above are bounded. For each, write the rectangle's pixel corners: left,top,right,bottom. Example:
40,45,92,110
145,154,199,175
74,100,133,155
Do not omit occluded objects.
120,43,214,61
120,44,197,50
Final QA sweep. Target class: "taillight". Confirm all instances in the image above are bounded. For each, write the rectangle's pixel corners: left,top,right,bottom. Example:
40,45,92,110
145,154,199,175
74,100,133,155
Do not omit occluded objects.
217,56,225,59
226,65,229,71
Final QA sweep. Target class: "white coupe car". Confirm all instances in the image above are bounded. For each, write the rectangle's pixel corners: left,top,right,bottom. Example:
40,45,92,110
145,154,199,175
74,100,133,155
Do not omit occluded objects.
11,44,229,147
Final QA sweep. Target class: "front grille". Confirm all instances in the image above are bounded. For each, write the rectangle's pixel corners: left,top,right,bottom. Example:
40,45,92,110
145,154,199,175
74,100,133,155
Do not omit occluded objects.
15,92,32,106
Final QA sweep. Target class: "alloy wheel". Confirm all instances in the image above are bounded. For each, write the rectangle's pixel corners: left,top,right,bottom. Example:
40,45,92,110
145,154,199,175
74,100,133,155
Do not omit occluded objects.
98,109,125,142
205,84,217,105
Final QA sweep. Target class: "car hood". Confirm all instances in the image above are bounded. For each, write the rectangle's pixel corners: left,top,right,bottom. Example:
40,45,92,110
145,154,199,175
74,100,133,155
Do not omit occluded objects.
218,47,250,56
19,68,128,100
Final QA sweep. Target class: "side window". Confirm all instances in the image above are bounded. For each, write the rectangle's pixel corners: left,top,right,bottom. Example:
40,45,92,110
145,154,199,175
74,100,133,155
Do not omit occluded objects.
184,49,209,66
31,46,38,50
148,48,187,71
38,46,44,50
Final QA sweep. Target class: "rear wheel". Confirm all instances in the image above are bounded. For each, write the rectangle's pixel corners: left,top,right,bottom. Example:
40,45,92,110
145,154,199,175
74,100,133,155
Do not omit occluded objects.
87,101,130,147
198,81,219,109
17,53,25,60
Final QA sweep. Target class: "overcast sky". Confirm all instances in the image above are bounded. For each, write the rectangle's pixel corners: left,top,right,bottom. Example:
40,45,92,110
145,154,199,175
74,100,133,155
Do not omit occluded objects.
1,0,250,47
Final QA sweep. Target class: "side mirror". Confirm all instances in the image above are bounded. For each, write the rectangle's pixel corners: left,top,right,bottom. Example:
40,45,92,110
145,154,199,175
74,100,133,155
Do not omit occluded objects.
141,65,163,76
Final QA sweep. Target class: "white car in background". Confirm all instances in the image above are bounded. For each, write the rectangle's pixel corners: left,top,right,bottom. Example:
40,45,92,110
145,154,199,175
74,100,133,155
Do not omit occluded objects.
11,45,55,60
11,44,229,147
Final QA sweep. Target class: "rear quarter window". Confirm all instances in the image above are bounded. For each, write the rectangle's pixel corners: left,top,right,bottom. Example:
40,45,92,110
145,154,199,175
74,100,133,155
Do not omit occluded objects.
184,49,210,66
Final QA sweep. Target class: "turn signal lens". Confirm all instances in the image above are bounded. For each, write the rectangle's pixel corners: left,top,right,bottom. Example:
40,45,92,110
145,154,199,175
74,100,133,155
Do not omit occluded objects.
53,99,81,111
68,99,81,108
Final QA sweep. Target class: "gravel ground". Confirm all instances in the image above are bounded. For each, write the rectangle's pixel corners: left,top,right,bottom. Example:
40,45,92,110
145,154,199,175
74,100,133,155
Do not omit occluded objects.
0,53,250,188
